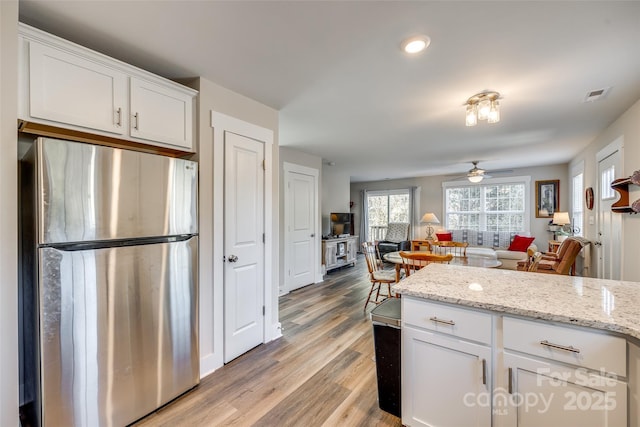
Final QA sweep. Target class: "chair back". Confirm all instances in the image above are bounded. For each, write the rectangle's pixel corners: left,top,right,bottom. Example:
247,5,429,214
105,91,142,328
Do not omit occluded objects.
431,241,469,257
399,251,453,276
528,252,543,272
362,241,383,275
554,238,583,275
384,223,410,243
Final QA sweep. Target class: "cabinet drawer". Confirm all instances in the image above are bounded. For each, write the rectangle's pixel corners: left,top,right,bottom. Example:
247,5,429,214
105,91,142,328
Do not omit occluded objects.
403,297,492,344
503,317,626,376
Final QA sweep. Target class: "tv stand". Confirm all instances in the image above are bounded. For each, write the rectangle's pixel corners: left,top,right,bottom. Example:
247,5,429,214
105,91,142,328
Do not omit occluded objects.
322,236,358,273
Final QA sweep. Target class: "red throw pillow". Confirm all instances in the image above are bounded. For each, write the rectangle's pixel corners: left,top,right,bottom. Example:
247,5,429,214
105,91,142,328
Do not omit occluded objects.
508,235,535,252
435,232,452,242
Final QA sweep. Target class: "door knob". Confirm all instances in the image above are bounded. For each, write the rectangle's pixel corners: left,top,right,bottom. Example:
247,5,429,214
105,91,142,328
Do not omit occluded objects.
310,233,315,238
228,254,238,262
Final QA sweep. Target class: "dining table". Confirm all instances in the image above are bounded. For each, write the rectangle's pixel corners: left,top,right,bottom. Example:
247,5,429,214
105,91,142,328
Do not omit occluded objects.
383,250,502,282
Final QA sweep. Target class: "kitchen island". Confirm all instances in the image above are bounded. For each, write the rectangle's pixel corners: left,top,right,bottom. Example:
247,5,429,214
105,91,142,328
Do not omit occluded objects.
393,263,640,427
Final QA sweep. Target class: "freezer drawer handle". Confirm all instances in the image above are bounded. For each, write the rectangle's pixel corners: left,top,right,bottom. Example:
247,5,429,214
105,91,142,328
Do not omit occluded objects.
228,255,238,263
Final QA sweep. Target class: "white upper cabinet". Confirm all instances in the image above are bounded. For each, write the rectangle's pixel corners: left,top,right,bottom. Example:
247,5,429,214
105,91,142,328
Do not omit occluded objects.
18,24,197,153
28,42,128,136
130,77,193,148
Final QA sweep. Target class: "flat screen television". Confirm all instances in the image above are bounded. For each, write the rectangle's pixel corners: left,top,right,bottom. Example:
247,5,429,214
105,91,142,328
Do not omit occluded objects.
330,213,353,237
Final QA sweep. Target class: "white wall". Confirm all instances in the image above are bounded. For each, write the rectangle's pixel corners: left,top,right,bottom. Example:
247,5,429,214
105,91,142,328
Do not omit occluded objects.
1,1,19,424
570,97,640,281
350,163,569,252
279,147,322,289
321,167,351,236
186,77,279,376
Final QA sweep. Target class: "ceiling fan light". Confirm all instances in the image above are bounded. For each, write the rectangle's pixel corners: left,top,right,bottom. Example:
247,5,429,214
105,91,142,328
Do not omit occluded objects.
465,104,478,126
487,100,500,123
468,174,483,183
477,99,491,120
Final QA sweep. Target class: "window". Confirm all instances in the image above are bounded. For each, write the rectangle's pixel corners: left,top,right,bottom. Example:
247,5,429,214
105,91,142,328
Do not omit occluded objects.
366,189,410,240
443,177,530,232
601,166,615,200
571,163,584,237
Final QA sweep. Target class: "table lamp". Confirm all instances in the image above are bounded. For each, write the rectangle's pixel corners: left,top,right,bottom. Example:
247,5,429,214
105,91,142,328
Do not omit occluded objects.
552,212,571,241
421,212,440,240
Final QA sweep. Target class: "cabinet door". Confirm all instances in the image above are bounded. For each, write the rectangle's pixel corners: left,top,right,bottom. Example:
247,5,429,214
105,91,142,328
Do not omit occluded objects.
498,352,627,427
28,42,127,135
347,238,358,263
130,77,194,151
323,242,337,269
403,326,491,427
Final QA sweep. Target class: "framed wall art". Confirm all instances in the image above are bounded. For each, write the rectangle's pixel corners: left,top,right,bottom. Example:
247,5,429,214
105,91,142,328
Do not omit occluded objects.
535,180,559,218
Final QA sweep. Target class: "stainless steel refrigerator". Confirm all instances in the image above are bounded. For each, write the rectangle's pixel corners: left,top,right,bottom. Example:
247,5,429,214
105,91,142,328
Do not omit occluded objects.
19,137,199,427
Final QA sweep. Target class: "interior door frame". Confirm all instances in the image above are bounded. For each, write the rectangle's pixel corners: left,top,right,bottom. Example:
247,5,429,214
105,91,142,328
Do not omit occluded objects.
595,135,624,279
209,111,279,373
283,162,321,294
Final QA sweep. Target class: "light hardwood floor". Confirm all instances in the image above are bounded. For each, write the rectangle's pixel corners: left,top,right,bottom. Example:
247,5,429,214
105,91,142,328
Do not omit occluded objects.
134,256,402,427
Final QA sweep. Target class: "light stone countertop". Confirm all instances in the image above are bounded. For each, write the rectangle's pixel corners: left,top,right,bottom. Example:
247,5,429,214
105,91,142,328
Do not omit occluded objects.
393,263,640,340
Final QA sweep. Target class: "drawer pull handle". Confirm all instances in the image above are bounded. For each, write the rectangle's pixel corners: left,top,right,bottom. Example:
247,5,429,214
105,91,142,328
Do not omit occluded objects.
429,316,455,326
508,367,513,394
482,359,487,385
540,340,581,354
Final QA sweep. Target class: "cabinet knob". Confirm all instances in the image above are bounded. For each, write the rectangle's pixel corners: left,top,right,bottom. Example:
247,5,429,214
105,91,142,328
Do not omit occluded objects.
310,233,315,238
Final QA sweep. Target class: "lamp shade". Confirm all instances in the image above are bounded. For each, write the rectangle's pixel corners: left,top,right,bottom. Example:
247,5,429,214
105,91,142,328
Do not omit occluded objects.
552,212,571,226
421,213,440,224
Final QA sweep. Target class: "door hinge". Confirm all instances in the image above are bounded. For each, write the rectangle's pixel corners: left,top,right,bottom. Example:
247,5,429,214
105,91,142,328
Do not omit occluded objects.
263,233,265,243
262,306,265,316
262,160,266,171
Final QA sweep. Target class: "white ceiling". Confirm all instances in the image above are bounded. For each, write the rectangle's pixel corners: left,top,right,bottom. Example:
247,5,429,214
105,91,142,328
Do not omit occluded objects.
18,1,640,182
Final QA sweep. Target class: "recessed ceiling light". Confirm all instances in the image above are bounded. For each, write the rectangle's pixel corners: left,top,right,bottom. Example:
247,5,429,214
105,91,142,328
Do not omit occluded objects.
401,35,431,54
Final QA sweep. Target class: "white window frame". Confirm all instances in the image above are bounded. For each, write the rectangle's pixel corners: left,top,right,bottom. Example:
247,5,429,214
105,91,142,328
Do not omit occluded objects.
570,161,584,237
366,188,411,225
442,176,531,232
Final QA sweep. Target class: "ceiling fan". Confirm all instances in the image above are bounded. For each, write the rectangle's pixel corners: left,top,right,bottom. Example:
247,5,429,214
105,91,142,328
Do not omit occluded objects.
467,161,487,183
448,161,513,183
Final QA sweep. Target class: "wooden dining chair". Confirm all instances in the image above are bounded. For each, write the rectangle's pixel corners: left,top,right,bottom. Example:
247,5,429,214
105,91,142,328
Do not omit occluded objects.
431,241,469,258
399,251,454,277
362,241,397,311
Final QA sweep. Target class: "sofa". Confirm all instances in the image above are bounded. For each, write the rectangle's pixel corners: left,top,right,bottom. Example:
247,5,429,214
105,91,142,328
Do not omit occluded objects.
377,222,411,257
435,230,537,270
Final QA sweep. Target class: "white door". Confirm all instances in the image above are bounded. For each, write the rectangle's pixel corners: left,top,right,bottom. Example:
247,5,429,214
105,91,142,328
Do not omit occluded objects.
285,167,317,292
596,139,623,280
402,327,492,427
224,131,264,363
502,352,627,427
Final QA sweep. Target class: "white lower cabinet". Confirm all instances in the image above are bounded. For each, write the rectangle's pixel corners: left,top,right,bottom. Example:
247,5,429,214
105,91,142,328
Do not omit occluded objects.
402,298,629,427
497,352,627,427
403,326,492,427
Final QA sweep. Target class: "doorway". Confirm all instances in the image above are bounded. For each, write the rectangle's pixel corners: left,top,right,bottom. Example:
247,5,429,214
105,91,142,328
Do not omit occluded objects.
596,137,623,280
211,111,277,366
283,163,319,293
